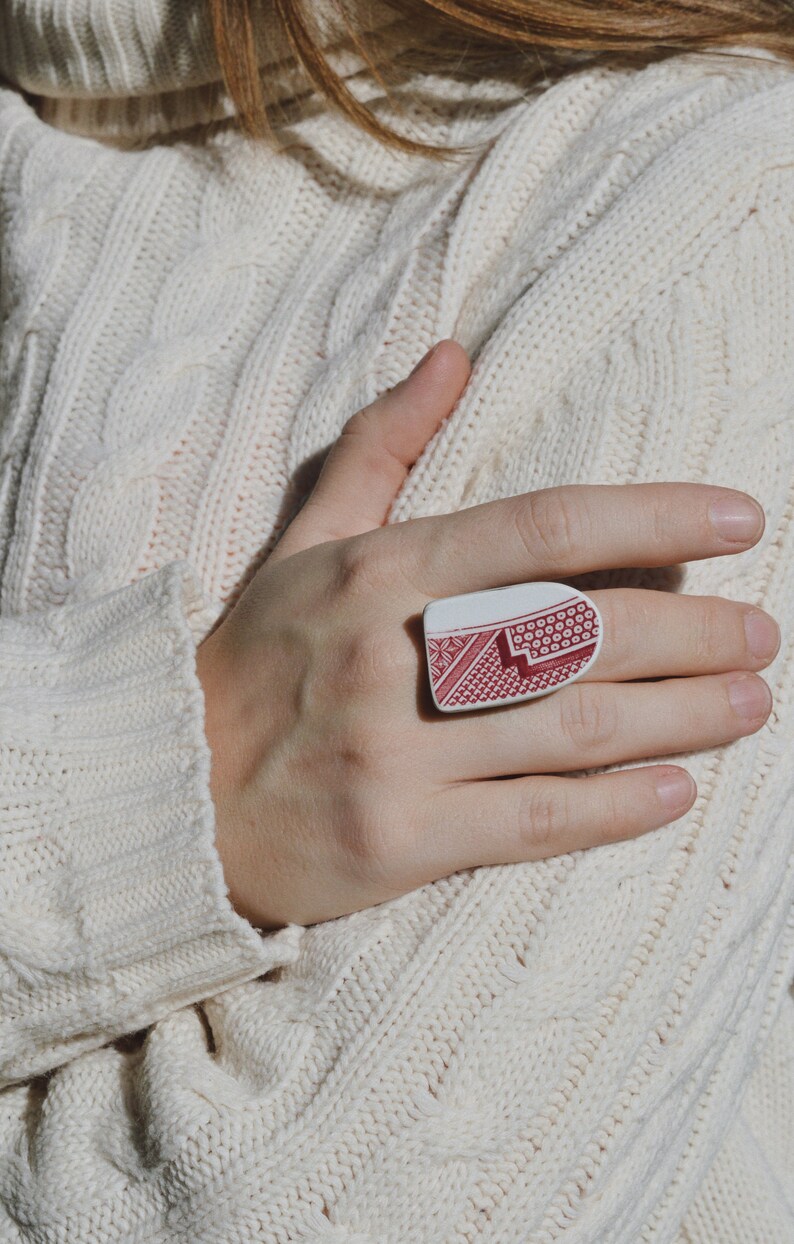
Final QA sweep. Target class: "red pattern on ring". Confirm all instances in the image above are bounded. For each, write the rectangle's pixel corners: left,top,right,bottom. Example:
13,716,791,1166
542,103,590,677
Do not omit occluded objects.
427,599,599,708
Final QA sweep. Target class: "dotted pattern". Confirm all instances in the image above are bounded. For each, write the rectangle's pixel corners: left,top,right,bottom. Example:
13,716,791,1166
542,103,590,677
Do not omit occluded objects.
504,599,597,663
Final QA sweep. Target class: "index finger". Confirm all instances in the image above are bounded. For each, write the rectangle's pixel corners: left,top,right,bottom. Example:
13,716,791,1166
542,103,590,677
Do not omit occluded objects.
383,482,764,598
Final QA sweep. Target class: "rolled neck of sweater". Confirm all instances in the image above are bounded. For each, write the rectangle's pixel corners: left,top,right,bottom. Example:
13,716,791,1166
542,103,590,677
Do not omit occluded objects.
0,0,412,140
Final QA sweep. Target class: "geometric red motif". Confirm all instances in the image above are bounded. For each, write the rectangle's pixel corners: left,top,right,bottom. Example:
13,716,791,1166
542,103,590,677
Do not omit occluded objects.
426,595,599,710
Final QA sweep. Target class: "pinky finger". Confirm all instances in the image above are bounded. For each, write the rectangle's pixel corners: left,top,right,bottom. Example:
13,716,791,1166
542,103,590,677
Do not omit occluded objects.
424,765,696,876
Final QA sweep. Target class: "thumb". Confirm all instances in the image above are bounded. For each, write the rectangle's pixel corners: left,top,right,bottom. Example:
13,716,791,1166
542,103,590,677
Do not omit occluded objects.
270,338,471,561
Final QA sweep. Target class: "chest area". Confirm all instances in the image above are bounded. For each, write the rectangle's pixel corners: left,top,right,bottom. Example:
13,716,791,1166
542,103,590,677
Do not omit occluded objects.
0,126,478,616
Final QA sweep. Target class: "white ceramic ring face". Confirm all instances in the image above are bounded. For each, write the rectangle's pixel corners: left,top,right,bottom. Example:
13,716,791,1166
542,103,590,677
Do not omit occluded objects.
423,581,603,713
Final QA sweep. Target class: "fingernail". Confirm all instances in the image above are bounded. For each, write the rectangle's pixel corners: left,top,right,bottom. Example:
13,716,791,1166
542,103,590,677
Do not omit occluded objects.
709,495,764,543
743,609,781,661
727,673,772,720
408,341,441,379
656,768,696,812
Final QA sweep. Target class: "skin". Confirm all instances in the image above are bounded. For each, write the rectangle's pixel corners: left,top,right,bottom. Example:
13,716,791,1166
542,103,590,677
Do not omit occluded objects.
196,339,780,930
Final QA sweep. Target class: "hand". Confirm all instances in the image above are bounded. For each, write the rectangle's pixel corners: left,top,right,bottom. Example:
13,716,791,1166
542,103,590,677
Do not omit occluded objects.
196,340,779,930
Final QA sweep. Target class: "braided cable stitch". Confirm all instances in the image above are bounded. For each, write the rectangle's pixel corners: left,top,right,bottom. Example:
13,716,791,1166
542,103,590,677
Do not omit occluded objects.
0,34,792,1244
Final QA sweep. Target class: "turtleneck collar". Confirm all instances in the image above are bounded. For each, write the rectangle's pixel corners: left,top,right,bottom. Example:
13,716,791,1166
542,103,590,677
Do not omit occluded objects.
0,0,410,140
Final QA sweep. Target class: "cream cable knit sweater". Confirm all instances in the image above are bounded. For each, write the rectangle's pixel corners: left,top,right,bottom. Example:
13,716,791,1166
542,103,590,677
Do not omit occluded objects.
0,2,792,1239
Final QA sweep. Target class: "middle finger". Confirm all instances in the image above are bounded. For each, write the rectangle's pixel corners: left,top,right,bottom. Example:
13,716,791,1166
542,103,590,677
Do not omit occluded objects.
575,588,780,682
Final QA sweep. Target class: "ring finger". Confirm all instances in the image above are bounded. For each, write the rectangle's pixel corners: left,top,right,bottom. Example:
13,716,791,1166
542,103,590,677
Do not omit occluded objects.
429,668,773,780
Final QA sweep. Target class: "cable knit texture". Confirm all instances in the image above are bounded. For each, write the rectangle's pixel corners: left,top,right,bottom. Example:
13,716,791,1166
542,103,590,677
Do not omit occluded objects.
0,1,792,1239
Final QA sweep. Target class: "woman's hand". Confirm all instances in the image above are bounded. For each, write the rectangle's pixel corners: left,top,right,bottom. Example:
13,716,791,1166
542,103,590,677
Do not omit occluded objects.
196,340,779,930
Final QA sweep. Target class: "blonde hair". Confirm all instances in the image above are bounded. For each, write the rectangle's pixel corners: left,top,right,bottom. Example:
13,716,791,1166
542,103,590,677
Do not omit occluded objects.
209,0,794,156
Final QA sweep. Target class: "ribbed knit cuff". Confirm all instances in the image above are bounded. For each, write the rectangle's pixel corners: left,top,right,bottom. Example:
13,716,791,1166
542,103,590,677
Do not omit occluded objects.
0,561,304,1086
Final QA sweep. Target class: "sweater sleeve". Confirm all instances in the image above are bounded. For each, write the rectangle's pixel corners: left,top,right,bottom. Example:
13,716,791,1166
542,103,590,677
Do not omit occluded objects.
0,559,304,1088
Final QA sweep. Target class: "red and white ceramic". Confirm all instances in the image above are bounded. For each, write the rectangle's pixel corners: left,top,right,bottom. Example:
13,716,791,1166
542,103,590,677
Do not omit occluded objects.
423,581,603,713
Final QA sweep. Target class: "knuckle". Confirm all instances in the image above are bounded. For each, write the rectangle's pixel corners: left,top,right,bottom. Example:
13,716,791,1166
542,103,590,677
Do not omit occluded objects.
341,405,376,439
335,711,394,781
331,720,401,884
558,683,619,753
649,497,671,553
517,781,564,857
691,596,725,667
598,779,635,843
333,533,390,596
335,624,406,695
521,487,583,562
677,682,706,737
340,789,403,886
337,412,397,484
604,589,640,668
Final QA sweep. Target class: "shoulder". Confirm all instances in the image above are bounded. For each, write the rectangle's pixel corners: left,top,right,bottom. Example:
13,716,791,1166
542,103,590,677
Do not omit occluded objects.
505,47,794,189
450,51,794,348
591,48,794,214
491,48,794,244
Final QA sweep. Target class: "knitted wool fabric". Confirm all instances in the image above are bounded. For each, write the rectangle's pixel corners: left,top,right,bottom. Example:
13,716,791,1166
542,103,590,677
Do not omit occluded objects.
0,1,792,1239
